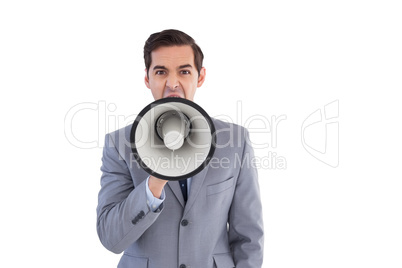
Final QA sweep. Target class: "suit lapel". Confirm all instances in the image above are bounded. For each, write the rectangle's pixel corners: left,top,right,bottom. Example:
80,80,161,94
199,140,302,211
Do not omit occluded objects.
167,180,185,207
167,165,210,211
183,165,209,216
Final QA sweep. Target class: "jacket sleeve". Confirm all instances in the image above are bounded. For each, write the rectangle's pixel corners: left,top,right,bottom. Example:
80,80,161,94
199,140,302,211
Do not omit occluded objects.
228,129,264,267
96,133,162,254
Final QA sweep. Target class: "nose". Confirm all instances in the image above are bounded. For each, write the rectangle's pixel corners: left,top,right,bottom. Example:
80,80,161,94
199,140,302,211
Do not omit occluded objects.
166,74,179,90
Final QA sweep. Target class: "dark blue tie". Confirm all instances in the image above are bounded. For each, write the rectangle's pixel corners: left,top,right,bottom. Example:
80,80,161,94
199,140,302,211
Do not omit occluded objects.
179,179,188,202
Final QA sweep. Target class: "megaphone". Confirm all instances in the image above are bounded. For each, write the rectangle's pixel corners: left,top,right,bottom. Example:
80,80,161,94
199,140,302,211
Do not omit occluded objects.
130,97,216,181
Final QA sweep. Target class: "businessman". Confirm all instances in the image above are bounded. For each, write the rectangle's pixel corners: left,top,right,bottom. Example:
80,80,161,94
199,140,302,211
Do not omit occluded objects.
97,29,264,267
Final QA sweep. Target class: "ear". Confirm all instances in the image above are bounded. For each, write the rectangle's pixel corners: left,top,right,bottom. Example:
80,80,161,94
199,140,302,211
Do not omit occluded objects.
197,67,206,87
144,69,151,89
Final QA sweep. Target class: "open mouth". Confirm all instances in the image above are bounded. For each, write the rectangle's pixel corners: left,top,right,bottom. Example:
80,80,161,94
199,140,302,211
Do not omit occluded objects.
167,94,182,98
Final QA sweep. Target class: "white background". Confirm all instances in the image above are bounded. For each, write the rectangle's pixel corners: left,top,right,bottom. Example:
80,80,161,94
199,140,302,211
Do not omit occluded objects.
1,0,401,267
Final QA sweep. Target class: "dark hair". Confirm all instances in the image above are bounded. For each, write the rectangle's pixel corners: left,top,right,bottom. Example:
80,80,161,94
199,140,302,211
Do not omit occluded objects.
144,29,204,77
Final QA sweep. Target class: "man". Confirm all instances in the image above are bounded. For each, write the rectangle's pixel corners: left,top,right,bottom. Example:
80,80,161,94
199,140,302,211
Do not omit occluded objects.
97,29,264,267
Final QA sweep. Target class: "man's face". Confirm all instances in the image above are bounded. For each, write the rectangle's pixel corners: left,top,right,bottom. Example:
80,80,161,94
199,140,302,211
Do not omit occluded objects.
145,45,206,101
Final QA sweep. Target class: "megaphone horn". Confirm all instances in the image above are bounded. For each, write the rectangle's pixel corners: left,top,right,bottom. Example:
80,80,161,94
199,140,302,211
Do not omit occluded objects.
130,97,216,181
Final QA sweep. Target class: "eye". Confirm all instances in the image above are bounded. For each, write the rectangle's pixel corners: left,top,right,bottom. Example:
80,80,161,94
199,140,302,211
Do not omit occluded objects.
181,70,190,75
155,70,166,75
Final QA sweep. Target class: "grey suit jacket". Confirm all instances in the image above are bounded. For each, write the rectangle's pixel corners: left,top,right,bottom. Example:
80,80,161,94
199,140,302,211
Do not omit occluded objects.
97,118,264,267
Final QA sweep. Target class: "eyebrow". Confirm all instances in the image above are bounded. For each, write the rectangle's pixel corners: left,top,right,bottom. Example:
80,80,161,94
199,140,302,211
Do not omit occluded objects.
178,64,193,69
153,65,168,70
152,64,193,71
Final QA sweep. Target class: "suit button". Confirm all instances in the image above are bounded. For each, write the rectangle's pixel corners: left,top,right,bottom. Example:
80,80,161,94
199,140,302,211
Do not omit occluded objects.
181,219,189,226
139,210,145,219
179,265,186,268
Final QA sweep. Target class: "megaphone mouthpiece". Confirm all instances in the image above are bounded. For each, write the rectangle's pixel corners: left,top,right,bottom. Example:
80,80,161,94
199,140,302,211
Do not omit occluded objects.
156,110,191,150
163,131,184,150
